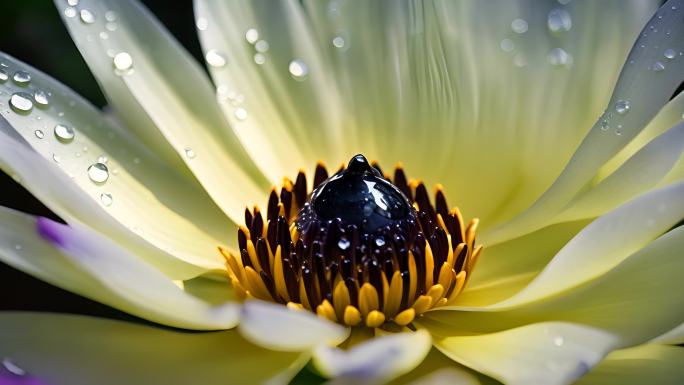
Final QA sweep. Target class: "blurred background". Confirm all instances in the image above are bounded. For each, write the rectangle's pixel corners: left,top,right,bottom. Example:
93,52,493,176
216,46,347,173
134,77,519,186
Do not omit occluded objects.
0,0,204,319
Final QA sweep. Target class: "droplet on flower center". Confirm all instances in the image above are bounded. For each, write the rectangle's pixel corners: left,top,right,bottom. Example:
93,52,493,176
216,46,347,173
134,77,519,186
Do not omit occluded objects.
223,155,483,328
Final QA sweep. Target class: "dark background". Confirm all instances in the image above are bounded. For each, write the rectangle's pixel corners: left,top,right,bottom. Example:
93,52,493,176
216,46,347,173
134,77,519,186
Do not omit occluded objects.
0,0,203,319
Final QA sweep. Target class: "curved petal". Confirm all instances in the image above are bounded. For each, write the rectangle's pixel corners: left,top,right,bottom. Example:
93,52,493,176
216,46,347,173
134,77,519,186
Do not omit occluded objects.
238,300,349,352
313,330,431,383
576,344,684,385
486,0,684,243
430,322,620,385
0,53,236,277
0,207,238,330
421,225,684,348
0,312,307,385
555,121,684,222
495,181,684,308
55,0,270,221
650,323,684,345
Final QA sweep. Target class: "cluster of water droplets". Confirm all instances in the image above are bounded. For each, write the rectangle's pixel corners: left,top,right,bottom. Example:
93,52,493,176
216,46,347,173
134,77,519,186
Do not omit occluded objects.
598,99,631,136
499,1,573,68
630,4,682,75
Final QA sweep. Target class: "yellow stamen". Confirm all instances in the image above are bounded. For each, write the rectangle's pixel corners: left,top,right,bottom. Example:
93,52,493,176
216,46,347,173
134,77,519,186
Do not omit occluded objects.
365,310,386,328
343,305,362,326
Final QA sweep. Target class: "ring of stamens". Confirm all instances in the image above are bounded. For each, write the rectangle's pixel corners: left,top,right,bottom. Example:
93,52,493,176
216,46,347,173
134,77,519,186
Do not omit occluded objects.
221,162,483,328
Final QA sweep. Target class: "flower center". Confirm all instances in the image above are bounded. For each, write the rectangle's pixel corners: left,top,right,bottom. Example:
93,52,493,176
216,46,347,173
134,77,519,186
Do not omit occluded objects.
222,155,483,328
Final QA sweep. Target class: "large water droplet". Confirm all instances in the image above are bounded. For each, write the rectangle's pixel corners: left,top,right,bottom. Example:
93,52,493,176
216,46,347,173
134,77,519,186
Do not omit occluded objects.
615,100,630,115
2,358,26,376
511,18,528,34
100,193,113,207
664,48,677,60
184,147,196,159
245,28,259,44
12,71,31,86
34,130,44,139
80,9,96,24
548,8,572,33
651,61,665,72
54,124,75,143
205,50,227,67
9,92,33,113
33,89,50,107
0,69,8,83
87,162,109,184
113,52,133,71
288,59,309,80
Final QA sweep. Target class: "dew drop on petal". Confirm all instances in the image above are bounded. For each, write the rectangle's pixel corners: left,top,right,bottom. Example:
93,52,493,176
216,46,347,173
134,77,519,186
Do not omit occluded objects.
500,38,514,53
79,9,96,24
100,193,113,207
255,40,270,53
253,53,266,65
9,92,33,113
245,28,259,44
64,7,77,18
87,162,109,184
184,147,196,159
338,238,350,250
54,123,75,143
52,154,61,163
196,17,208,31
288,59,309,79
548,8,572,33
12,71,31,86
234,107,248,121
553,336,565,347
105,10,117,21
332,35,346,48
615,100,630,115
547,48,572,66
97,155,108,164
33,90,49,107
205,49,227,67
664,48,677,59
34,130,44,139
375,237,386,247
650,61,665,72
0,69,8,83
511,18,528,34
67,0,79,5
113,52,133,71
600,119,609,131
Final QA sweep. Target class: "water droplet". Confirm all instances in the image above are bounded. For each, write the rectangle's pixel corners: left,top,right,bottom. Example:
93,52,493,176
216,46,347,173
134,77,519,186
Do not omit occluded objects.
547,48,572,66
255,40,270,53
2,358,26,376
511,18,528,34
100,193,113,207
64,7,77,18
651,61,665,72
664,49,677,59
113,52,133,71
12,71,31,86
34,130,44,139
332,35,346,48
87,162,109,184
54,124,75,143
553,336,564,347
9,92,33,113
184,147,196,159
0,69,8,83
375,237,386,247
52,154,61,163
14,244,22,251
615,124,623,136
600,119,609,131
547,8,572,33
245,28,259,44
288,59,309,79
97,155,108,164
513,53,527,67
67,0,79,5
338,238,350,250
500,38,514,53
80,9,96,24
99,31,109,40
196,17,208,31
234,107,248,121
33,89,49,107
105,11,117,21
615,100,630,115
205,50,227,67
106,22,118,31
253,53,266,65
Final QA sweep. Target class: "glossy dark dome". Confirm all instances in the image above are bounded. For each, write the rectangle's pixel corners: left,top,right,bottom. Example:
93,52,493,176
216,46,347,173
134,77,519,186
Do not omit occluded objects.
304,154,415,233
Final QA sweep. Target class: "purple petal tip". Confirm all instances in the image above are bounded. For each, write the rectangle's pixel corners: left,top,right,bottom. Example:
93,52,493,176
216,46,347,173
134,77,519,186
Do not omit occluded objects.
36,217,65,248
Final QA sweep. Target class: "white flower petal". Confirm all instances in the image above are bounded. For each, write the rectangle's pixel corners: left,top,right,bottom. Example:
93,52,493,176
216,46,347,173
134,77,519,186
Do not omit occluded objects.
402,368,482,385
313,330,431,383
0,312,307,385
422,225,684,348
576,344,684,385
0,54,237,278
238,300,350,351
555,121,684,222
486,0,684,243
430,322,620,385
495,181,684,308
55,0,270,221
0,207,238,330
650,323,684,345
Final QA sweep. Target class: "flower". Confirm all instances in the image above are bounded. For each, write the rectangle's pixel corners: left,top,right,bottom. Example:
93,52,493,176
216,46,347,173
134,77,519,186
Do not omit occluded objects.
1,0,684,384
